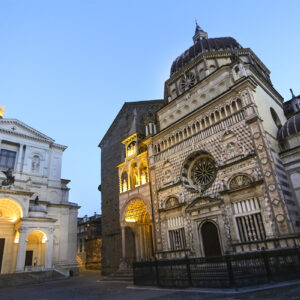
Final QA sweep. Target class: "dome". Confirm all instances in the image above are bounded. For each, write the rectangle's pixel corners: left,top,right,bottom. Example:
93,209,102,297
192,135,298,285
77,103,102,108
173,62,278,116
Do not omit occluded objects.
29,205,47,213
278,112,300,140
170,27,243,76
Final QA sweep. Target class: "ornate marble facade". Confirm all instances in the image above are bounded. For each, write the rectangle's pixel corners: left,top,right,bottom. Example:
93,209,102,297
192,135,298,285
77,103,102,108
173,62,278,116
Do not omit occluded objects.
100,25,300,273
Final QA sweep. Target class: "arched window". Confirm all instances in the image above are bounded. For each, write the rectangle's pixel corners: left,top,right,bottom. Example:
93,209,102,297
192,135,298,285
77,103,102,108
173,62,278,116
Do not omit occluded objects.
127,141,136,157
121,171,128,192
221,107,226,118
232,101,237,113
270,107,282,128
236,98,242,110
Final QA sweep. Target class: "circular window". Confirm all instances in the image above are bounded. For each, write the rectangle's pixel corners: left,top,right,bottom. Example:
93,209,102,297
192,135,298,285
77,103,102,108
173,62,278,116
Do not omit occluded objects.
179,72,196,92
181,152,217,192
190,157,216,187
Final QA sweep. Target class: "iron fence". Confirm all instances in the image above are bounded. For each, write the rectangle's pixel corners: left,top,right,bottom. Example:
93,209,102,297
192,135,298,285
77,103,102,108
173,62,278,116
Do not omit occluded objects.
133,247,300,288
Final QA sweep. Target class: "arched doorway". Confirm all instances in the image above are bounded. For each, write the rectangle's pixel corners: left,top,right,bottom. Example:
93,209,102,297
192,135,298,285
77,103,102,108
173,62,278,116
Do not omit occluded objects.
0,198,23,274
25,230,47,269
121,199,153,267
200,221,222,257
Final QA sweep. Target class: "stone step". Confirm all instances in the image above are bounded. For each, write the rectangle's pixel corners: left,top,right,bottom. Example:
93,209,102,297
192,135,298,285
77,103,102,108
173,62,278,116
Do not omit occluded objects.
0,270,67,288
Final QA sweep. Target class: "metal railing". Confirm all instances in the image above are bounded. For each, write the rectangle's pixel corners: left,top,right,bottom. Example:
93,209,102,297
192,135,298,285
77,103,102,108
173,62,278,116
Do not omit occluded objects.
133,247,300,288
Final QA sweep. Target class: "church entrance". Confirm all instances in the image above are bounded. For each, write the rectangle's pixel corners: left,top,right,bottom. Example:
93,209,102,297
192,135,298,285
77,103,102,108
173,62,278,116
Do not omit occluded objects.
120,199,153,269
0,239,4,273
201,221,222,257
25,230,47,268
25,250,33,266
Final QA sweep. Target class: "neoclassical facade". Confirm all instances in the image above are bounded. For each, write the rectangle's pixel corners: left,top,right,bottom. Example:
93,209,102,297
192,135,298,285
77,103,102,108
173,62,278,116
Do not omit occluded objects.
0,117,78,274
100,25,300,274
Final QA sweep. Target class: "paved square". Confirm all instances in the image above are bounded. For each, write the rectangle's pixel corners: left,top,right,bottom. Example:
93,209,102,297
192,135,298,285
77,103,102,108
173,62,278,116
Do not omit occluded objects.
1,271,300,300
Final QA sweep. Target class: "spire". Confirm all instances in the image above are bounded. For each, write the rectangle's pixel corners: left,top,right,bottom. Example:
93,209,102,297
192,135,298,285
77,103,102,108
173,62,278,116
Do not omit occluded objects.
290,88,296,98
129,108,137,135
193,21,208,44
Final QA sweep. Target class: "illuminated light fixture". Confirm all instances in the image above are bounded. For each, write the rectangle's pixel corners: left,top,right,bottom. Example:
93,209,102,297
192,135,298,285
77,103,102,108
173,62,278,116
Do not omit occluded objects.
14,231,20,244
10,217,18,223
42,234,48,244
125,218,136,223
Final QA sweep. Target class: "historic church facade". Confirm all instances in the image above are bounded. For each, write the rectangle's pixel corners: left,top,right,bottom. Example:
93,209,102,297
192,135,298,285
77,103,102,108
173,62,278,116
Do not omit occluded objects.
0,116,78,274
100,25,300,274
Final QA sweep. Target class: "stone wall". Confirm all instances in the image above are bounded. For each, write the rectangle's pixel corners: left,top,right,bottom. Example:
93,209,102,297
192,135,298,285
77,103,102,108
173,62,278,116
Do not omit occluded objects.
100,100,164,275
85,238,102,270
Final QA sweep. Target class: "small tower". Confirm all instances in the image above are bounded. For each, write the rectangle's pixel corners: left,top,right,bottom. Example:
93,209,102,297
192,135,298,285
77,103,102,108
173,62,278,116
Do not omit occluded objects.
193,22,208,44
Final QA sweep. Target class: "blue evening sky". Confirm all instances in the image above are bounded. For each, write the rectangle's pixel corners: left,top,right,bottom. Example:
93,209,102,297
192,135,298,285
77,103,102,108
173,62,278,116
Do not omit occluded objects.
1,1,299,217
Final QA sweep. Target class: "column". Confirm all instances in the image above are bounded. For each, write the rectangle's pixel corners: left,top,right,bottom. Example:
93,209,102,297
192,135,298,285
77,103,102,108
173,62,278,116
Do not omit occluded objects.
139,225,144,260
45,230,54,269
16,229,27,272
121,226,126,259
17,144,24,172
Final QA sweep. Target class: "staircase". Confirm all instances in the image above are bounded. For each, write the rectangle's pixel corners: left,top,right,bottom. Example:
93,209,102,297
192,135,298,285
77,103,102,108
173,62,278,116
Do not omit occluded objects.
0,270,67,288
101,269,133,282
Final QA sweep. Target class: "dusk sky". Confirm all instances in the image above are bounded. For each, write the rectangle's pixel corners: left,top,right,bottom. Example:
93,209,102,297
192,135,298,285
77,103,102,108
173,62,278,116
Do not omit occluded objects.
1,0,299,217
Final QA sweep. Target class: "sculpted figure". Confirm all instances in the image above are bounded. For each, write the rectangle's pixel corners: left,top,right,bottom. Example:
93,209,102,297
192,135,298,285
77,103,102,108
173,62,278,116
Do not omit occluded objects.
1,168,15,186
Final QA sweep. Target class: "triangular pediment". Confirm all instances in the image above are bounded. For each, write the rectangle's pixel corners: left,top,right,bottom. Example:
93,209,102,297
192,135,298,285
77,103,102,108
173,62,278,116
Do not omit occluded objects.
0,119,54,143
186,196,222,211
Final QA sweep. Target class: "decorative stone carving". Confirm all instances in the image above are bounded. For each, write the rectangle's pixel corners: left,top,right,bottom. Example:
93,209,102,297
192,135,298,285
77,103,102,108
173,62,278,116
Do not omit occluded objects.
261,158,268,165
1,168,15,186
221,131,245,162
165,197,179,209
229,174,252,189
162,161,173,185
269,184,276,191
276,214,285,223
272,198,280,206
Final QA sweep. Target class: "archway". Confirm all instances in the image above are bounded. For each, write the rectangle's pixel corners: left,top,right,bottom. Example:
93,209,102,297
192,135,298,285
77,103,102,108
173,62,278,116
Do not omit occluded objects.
200,222,222,257
25,230,47,268
121,199,153,267
0,198,23,274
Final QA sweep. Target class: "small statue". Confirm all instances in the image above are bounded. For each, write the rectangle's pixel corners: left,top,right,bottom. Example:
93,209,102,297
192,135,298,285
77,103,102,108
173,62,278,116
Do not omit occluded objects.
1,168,15,186
34,196,39,205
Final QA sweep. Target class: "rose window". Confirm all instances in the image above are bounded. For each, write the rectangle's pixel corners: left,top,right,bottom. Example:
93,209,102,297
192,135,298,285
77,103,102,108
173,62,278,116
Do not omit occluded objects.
181,152,217,192
190,157,216,188
179,72,196,92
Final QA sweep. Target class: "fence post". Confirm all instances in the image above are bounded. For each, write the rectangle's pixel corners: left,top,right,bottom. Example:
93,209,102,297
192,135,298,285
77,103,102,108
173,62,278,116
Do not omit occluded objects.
225,255,235,288
185,255,192,287
262,249,272,283
155,258,160,286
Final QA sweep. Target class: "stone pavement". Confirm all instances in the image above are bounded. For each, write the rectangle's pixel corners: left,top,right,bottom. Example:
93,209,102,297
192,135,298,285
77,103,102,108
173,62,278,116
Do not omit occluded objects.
0,270,300,299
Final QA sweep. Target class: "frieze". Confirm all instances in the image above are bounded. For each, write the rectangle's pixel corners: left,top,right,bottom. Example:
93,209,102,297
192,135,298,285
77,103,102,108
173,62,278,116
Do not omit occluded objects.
185,196,223,211
0,188,33,197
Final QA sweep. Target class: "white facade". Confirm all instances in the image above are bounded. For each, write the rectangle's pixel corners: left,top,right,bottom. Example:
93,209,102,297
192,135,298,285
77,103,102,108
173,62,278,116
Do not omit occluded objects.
0,118,78,274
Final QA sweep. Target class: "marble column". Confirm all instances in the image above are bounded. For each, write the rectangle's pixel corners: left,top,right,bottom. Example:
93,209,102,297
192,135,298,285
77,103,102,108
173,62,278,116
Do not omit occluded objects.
45,230,54,269
16,229,27,272
17,144,24,172
121,226,126,259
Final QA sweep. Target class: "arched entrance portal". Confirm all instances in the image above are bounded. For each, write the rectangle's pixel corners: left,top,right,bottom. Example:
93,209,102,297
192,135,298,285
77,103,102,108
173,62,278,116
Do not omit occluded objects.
121,199,153,268
201,221,222,257
0,198,23,274
25,231,47,269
